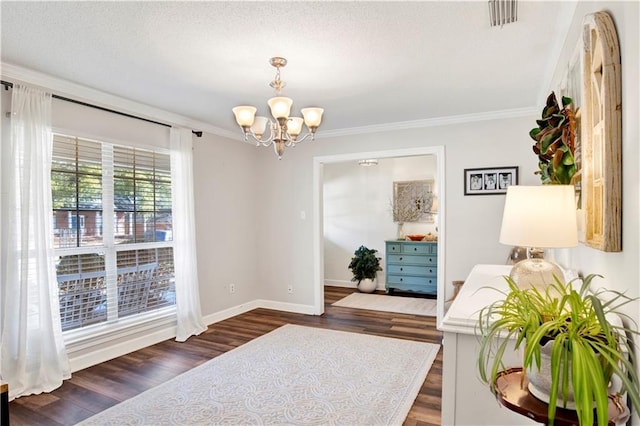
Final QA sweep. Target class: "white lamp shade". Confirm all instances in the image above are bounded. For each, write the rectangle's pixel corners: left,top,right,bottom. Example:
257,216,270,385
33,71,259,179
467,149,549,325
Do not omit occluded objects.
232,106,256,127
301,107,324,127
267,97,293,119
286,117,304,136
251,116,269,136
500,185,578,248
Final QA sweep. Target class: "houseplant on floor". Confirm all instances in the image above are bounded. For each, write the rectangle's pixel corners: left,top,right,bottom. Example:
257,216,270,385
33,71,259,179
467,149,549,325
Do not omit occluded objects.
348,245,382,293
477,274,639,426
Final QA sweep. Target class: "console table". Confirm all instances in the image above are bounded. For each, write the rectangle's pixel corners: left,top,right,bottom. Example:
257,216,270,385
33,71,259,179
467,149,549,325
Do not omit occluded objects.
385,240,437,295
441,264,534,425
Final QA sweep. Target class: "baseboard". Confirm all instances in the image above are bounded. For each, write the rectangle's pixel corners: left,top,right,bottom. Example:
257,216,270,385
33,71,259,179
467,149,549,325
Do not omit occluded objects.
255,299,317,315
325,280,385,291
324,280,356,288
66,298,317,373
201,300,262,325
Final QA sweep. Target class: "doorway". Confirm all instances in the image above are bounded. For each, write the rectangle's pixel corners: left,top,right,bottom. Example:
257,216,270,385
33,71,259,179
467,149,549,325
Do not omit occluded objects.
312,146,446,326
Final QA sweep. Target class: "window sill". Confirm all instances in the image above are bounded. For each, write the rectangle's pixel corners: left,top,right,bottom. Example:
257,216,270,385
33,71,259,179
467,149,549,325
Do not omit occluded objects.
63,307,177,371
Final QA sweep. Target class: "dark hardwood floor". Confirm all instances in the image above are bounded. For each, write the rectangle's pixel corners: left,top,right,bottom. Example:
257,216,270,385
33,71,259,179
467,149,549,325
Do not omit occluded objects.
9,286,443,425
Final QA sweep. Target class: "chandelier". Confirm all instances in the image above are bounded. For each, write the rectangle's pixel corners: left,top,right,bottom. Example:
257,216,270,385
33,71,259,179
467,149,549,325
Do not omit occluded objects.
232,57,324,159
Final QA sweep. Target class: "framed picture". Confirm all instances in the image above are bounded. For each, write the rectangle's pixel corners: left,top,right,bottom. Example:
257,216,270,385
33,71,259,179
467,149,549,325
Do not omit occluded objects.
393,179,436,223
464,166,518,195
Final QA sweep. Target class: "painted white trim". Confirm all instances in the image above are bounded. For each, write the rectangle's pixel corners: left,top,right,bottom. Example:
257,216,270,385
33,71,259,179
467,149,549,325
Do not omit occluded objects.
201,300,262,325
313,146,446,325
65,310,178,372
319,107,538,138
4,63,539,141
324,279,355,288
68,322,177,372
255,300,317,316
313,158,325,315
1,62,238,140
65,298,315,372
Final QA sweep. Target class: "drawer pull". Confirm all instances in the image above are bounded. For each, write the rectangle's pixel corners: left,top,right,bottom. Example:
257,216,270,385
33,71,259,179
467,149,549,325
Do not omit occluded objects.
400,267,403,271
414,247,418,251
399,257,403,261
400,278,403,282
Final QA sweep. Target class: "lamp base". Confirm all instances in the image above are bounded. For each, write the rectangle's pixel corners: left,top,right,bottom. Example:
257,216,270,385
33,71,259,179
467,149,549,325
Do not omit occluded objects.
509,258,565,289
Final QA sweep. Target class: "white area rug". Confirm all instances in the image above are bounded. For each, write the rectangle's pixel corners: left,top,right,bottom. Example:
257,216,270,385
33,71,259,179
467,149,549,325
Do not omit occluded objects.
79,324,439,425
332,292,438,316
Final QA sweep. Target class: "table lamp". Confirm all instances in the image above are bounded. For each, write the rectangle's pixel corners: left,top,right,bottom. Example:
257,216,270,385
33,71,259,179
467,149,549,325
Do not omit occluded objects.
499,185,578,288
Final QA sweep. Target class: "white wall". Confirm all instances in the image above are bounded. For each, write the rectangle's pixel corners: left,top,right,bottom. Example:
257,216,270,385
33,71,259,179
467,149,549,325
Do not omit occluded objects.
323,156,438,287
548,2,639,314
192,133,262,315
546,3,639,422
255,114,539,307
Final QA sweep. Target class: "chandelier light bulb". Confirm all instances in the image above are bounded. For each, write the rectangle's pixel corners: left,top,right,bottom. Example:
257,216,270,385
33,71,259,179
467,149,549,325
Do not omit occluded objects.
301,108,324,128
251,116,269,138
232,106,256,127
287,117,304,137
268,97,293,119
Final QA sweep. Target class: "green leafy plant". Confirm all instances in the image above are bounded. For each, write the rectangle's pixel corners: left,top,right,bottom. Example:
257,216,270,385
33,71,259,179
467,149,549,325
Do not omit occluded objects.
530,92,576,184
348,245,382,282
477,274,639,426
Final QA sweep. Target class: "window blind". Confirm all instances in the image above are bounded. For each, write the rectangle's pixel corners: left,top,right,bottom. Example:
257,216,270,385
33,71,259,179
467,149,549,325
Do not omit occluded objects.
52,134,175,333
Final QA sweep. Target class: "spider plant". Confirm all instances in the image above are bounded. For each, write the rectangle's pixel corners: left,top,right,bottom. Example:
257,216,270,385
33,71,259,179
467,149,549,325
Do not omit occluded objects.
477,274,639,426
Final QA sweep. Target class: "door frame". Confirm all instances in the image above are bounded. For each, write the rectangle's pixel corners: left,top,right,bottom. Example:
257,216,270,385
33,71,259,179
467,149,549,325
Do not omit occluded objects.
313,146,446,326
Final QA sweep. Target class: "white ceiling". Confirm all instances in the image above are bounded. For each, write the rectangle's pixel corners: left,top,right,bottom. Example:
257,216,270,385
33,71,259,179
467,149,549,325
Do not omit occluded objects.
1,1,576,135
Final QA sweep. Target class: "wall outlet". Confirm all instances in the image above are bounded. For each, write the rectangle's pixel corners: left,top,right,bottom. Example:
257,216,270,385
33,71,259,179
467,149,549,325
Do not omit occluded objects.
229,283,235,294
287,285,293,294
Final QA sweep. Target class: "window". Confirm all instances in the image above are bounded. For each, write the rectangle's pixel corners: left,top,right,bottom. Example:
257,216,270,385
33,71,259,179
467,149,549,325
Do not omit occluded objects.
52,134,175,332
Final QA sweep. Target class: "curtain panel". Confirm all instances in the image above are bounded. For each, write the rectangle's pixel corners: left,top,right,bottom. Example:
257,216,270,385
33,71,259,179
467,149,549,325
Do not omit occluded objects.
170,127,206,341
0,84,71,399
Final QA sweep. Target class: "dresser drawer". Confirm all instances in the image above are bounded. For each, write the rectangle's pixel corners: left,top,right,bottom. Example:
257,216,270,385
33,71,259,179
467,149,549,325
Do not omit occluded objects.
387,264,437,277
386,243,402,254
387,254,436,266
401,243,430,254
387,275,437,287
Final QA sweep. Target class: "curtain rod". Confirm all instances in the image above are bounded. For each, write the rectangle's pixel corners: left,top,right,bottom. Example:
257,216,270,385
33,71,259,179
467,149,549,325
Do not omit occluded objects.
1,80,202,137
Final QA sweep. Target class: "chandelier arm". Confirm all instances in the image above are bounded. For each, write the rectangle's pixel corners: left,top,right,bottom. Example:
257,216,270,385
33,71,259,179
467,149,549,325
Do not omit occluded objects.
245,120,277,146
245,132,274,147
289,132,315,144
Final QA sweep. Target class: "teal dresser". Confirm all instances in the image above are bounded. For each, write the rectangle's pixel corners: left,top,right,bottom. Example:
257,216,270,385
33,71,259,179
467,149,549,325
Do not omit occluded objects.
385,240,437,295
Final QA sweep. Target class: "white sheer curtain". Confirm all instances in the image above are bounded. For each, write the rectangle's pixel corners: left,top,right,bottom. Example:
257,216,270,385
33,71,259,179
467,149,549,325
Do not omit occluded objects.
170,127,206,341
0,84,70,399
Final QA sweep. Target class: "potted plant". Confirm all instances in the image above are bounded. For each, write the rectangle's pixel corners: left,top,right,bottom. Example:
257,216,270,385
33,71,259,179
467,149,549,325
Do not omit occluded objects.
477,274,639,426
348,245,382,293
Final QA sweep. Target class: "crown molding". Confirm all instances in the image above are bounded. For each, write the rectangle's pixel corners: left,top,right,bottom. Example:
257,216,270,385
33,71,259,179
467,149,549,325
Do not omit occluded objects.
1,62,237,140
319,106,539,138
2,62,539,141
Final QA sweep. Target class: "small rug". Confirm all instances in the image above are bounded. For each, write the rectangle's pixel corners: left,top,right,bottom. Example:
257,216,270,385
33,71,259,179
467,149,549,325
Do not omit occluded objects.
79,324,439,425
332,292,437,316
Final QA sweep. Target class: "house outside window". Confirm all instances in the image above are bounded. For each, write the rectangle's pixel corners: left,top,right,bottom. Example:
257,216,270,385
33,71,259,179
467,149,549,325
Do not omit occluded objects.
52,134,175,332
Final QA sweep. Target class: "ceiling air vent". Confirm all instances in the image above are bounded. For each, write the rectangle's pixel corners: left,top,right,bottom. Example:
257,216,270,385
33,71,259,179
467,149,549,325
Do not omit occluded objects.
488,0,517,27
